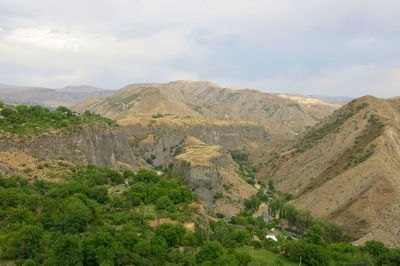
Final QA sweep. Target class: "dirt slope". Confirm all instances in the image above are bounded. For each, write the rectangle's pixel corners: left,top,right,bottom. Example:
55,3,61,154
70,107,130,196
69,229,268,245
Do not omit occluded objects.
259,96,400,247
72,80,338,139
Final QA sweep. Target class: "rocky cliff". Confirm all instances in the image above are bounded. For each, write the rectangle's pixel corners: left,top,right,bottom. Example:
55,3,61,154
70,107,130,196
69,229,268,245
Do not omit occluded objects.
0,124,143,170
118,115,270,166
171,137,257,217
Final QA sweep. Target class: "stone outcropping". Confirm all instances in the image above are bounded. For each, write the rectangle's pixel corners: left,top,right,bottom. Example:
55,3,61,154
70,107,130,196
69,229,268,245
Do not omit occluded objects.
171,137,257,217
0,124,143,170
119,116,270,167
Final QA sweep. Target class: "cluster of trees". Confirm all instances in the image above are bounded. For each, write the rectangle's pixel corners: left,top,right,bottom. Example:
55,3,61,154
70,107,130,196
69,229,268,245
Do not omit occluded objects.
0,168,197,265
258,188,400,265
0,167,265,265
1,159,399,265
0,103,117,135
281,227,400,265
229,150,258,185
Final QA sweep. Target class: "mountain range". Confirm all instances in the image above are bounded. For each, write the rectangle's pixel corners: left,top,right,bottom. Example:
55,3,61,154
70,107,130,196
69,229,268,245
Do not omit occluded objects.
0,84,114,108
1,79,399,249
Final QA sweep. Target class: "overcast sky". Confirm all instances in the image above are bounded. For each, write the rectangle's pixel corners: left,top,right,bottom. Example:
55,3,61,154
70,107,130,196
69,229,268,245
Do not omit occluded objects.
0,0,399,97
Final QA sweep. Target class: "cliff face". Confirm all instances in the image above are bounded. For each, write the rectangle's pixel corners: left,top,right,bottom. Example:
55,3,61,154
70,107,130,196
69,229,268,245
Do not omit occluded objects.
119,116,270,167
0,124,142,170
171,137,257,217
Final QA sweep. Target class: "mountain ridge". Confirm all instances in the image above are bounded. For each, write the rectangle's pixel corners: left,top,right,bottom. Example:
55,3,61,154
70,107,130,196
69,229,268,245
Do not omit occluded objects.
72,80,339,139
0,84,114,108
258,95,400,247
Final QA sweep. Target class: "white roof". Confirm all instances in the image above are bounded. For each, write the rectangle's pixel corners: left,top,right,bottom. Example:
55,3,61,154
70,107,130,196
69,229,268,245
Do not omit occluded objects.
266,235,277,241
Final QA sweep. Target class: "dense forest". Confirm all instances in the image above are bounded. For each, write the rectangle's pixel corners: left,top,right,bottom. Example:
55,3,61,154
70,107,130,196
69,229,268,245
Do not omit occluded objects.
1,166,399,265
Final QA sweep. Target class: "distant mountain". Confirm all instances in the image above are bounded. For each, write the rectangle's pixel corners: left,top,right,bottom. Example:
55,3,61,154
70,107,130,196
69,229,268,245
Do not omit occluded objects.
0,84,115,108
61,85,106,93
259,96,400,247
278,93,353,105
73,80,339,139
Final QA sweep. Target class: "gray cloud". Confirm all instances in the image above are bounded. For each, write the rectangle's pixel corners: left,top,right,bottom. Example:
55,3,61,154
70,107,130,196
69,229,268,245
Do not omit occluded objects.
0,0,399,97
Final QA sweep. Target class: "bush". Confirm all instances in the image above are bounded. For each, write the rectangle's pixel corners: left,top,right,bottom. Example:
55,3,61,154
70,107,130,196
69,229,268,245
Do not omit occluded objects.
196,241,226,264
62,199,92,234
155,196,174,211
0,104,117,135
155,223,186,247
363,240,389,258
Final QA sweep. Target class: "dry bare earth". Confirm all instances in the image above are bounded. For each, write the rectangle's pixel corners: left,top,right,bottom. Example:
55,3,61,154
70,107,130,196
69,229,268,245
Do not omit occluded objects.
0,151,74,182
72,80,338,139
259,96,400,247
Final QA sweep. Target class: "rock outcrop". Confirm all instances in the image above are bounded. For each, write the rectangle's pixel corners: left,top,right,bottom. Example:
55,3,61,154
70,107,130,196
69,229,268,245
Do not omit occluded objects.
0,124,143,170
171,137,257,217
119,116,270,166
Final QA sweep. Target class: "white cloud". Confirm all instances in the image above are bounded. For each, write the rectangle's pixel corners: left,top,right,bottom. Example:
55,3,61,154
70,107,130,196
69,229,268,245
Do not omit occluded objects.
0,0,399,96
6,28,81,52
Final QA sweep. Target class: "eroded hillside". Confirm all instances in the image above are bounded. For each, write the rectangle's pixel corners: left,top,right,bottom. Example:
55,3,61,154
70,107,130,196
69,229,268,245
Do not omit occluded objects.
0,104,260,217
73,80,338,139
70,80,342,217
259,96,400,247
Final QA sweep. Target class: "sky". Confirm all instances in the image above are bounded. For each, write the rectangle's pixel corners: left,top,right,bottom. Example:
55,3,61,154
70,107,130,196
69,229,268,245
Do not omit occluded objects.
0,0,399,97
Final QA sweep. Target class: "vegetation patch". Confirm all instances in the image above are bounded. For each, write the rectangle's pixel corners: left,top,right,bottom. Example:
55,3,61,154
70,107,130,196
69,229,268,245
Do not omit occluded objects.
230,150,258,185
293,102,368,154
301,113,385,195
0,103,117,136
287,103,304,113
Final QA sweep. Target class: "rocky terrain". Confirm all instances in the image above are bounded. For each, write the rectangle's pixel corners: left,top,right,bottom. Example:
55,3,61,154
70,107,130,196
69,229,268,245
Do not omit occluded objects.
116,116,267,216
118,115,269,165
259,96,400,247
0,124,143,171
73,80,338,139
171,137,257,216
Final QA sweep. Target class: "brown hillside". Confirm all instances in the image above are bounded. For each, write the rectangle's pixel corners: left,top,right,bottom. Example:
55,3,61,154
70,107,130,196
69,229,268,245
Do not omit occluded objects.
72,80,338,139
259,96,400,247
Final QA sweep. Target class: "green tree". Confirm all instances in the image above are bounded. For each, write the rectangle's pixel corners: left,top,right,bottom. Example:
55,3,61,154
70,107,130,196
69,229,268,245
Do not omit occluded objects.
45,234,83,266
196,241,226,264
88,186,108,203
244,195,261,213
82,231,119,266
376,248,400,265
304,224,327,246
1,224,44,259
303,243,330,266
155,223,186,247
363,240,388,258
155,195,174,210
62,200,92,234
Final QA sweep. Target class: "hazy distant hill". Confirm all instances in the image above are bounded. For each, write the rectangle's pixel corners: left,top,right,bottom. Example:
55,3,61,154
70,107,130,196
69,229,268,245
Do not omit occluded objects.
277,93,352,106
0,84,114,108
259,96,400,247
